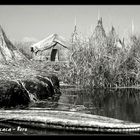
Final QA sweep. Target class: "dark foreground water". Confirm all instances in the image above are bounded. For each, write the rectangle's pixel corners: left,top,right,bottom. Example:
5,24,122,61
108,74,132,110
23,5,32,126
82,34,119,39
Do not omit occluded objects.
32,87,140,123
1,87,140,135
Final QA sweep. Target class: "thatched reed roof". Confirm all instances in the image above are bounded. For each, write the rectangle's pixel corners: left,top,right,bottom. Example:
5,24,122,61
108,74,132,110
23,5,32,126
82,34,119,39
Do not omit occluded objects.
31,34,70,53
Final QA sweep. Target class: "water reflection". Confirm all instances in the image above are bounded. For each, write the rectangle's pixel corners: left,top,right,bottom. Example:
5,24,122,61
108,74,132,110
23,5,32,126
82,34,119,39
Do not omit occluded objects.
87,88,140,123
1,87,140,135
31,88,140,123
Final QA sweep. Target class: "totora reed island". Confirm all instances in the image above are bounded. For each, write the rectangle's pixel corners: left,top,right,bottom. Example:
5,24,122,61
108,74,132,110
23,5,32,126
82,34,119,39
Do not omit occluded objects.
0,5,140,135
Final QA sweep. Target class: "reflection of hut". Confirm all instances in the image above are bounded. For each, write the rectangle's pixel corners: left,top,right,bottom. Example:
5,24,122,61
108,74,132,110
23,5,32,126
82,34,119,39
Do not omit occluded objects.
31,34,70,61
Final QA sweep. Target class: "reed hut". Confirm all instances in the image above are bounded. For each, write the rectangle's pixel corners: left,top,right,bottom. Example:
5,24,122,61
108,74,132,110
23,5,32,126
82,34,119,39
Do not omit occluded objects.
31,34,70,62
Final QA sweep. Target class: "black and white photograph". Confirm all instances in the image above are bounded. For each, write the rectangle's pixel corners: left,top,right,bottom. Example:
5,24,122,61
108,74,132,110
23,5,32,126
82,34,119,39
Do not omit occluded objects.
0,5,140,135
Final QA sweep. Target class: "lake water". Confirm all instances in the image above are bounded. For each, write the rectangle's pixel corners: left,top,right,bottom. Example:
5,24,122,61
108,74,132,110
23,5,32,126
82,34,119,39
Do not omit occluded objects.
32,87,140,123
1,87,140,135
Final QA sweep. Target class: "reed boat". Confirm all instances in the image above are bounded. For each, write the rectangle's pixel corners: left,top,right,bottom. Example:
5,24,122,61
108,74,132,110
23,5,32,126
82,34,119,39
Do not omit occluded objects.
0,109,140,134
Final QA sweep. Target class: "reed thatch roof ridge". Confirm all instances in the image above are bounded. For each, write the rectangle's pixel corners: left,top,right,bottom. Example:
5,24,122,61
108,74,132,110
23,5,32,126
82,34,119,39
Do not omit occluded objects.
31,33,71,53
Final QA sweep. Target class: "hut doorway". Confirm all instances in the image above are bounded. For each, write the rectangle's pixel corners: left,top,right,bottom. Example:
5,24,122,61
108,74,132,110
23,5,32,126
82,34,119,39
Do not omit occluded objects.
50,49,59,61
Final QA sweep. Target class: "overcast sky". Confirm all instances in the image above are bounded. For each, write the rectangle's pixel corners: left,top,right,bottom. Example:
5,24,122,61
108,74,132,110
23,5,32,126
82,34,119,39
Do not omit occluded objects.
0,5,140,42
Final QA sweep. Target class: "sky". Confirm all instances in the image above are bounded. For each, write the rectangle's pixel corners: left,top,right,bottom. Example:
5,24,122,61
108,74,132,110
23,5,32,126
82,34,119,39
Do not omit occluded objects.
0,5,140,42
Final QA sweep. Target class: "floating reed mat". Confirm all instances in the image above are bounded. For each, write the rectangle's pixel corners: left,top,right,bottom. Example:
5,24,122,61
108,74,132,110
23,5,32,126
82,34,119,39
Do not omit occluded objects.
0,110,140,134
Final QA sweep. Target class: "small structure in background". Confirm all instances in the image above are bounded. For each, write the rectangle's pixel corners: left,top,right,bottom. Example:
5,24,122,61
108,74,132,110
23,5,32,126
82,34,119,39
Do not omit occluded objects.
31,34,70,62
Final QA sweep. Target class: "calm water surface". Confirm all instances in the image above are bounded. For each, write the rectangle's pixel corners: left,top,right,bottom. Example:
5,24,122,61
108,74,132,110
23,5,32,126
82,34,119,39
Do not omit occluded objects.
32,87,140,123
1,87,140,135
